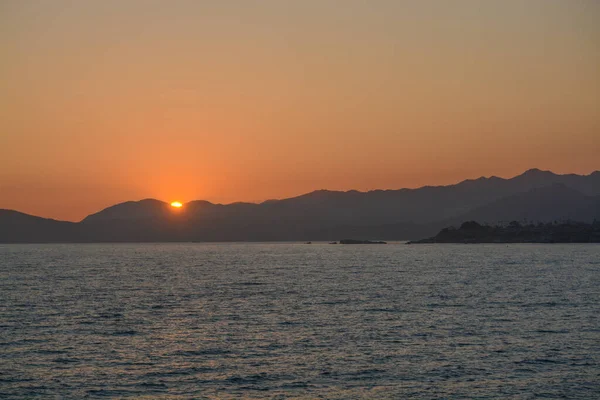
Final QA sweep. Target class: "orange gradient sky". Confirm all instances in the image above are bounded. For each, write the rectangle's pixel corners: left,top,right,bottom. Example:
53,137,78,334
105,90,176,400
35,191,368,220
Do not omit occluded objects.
1,1,599,221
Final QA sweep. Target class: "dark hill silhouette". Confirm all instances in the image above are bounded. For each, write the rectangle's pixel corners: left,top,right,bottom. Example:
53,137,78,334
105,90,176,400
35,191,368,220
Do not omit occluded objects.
1,168,598,242
82,199,173,223
409,220,600,244
447,184,600,226
0,210,78,243
298,185,600,241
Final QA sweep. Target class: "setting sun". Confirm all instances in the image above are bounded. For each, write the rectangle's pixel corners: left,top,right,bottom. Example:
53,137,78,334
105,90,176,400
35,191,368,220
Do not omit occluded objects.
170,201,183,208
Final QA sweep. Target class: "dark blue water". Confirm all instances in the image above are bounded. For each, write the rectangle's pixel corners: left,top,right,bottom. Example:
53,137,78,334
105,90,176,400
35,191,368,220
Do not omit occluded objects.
1,243,599,399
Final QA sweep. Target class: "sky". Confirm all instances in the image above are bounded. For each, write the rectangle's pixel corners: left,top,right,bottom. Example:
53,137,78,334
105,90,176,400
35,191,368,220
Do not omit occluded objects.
1,0,599,221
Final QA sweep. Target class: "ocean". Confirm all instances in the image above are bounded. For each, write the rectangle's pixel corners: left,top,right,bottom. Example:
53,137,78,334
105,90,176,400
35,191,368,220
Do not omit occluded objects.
1,243,599,399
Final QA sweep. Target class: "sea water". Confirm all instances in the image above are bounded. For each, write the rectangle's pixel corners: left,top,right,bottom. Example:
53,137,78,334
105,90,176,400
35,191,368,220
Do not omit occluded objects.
1,243,599,399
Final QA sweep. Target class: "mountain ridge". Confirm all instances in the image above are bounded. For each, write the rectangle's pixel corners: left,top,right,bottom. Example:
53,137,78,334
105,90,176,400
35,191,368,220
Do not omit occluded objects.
1,168,599,242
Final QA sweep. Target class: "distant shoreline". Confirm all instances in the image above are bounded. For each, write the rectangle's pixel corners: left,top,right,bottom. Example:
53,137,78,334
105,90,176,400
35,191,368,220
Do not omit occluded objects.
408,221,600,244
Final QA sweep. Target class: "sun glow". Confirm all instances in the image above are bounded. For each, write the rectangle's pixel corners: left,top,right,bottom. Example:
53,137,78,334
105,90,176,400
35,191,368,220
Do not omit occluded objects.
170,201,183,208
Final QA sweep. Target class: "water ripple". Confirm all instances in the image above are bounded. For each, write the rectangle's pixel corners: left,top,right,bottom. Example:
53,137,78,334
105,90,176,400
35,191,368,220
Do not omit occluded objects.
1,243,599,399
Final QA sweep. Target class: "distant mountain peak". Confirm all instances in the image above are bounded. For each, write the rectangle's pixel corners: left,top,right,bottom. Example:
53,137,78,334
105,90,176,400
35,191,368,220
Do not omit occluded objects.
520,168,554,176
81,198,170,223
137,198,167,204
187,200,214,206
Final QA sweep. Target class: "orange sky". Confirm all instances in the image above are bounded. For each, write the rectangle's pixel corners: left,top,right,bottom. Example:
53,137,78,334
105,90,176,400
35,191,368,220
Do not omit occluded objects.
1,1,599,221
